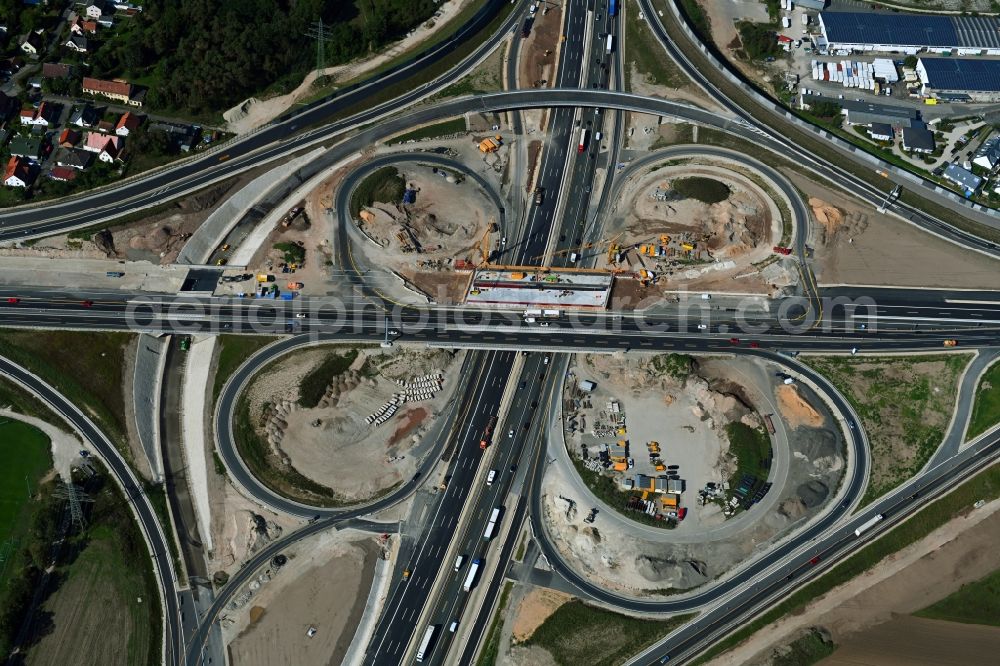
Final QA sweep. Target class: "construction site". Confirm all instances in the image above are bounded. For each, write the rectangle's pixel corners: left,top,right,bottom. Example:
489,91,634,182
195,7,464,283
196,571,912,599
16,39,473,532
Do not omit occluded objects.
540,353,846,595
240,345,465,502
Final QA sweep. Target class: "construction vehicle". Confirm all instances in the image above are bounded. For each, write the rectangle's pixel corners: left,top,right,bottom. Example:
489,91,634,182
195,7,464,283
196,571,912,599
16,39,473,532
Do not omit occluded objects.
478,136,502,153
286,281,303,289
681,242,695,252
256,274,274,283
654,463,666,472
479,416,497,450
943,339,958,347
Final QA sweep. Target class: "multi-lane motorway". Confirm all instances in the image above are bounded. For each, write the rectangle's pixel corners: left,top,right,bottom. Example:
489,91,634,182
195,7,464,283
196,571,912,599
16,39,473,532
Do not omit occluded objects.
2,1,1000,665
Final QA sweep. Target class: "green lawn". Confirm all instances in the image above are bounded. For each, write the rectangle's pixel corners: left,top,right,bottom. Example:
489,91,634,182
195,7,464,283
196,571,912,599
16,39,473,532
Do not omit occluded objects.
0,420,52,583
526,601,694,666
0,331,133,456
915,566,1000,627
211,335,276,406
967,361,1000,441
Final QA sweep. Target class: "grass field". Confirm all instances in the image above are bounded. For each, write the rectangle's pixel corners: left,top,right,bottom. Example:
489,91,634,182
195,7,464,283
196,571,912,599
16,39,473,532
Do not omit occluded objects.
349,166,407,218
772,628,836,666
724,422,772,490
0,420,52,585
211,335,275,406
915,565,1000,627
624,0,688,90
25,474,160,666
298,349,359,408
526,601,694,666
475,581,513,666
803,354,970,505
967,360,1000,441
0,377,65,426
387,117,467,145
0,331,133,456
693,461,1000,665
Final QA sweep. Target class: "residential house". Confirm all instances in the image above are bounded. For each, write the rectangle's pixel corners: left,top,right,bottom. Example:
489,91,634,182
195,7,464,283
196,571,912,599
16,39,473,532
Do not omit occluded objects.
115,112,142,136
69,16,99,34
944,163,983,195
8,136,43,159
972,136,1000,172
19,102,56,127
4,156,34,187
70,105,100,128
19,31,44,55
65,35,89,52
56,148,94,170
85,2,108,19
82,132,124,162
82,77,145,107
48,166,77,182
151,122,200,152
41,63,74,79
59,128,81,147
901,126,936,154
97,120,114,134
869,123,893,142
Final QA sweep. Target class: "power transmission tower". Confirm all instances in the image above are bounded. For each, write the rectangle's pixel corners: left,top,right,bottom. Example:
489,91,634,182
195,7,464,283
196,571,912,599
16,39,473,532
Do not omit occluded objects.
305,19,331,73
52,483,93,532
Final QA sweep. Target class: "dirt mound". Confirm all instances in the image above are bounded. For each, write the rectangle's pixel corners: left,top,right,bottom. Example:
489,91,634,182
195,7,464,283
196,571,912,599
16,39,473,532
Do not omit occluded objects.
127,225,187,256
777,497,807,520
797,480,829,508
776,385,824,429
635,555,709,588
811,196,869,246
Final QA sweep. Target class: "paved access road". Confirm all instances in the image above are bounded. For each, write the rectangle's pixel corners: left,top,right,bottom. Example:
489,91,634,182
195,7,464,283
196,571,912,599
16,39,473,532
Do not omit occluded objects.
0,357,182,666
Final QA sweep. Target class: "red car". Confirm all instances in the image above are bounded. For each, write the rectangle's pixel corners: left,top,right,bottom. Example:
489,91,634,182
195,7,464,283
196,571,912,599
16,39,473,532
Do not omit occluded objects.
729,337,741,345
6,297,19,304
749,342,760,348
809,556,821,565
81,300,94,307
677,508,687,521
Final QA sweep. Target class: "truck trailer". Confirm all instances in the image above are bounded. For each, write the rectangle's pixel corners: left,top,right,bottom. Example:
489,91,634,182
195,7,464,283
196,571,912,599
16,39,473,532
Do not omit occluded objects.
578,128,588,153
854,513,884,537
463,558,483,592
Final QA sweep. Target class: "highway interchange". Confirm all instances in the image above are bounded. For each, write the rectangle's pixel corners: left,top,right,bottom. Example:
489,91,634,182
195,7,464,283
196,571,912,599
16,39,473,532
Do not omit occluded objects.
1,1,999,665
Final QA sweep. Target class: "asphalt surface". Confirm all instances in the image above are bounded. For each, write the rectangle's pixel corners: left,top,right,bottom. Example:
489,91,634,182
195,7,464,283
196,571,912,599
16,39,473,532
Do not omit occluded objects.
0,0,522,239
627,423,1000,665
362,350,516,666
0,357,181,666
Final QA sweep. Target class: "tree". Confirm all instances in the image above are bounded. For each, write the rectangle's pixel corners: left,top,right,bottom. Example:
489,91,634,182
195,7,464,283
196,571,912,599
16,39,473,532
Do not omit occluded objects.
904,55,918,69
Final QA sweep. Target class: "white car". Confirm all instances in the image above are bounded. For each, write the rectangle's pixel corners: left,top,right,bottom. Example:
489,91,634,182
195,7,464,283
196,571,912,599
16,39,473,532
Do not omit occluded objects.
508,429,514,438
697,324,708,330
295,313,307,318
487,469,497,485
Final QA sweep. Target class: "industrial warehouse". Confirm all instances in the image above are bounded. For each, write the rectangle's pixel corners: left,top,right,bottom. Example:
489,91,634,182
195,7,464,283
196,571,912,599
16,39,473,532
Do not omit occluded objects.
917,57,1000,103
818,12,1000,55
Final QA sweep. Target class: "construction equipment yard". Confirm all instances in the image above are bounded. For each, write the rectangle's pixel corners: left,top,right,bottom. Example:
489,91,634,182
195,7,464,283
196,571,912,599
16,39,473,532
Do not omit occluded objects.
539,353,847,595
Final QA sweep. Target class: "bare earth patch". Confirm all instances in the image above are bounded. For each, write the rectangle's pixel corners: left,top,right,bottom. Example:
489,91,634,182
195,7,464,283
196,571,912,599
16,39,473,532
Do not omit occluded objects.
707,500,1000,666
511,588,573,643
802,354,971,503
776,384,823,429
